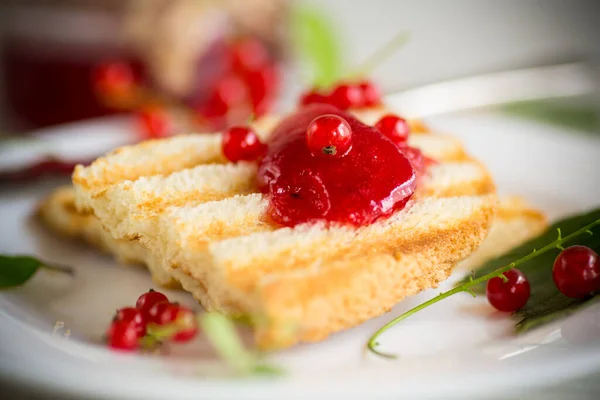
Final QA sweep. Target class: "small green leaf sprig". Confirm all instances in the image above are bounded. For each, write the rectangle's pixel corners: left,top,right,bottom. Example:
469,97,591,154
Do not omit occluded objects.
366,219,600,359
0,255,73,288
290,3,410,90
140,311,281,376
200,312,282,376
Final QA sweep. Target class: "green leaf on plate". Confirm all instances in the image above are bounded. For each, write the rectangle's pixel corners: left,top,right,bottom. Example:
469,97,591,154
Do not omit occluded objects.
290,4,341,88
0,255,42,288
0,254,74,289
503,100,599,133
199,312,282,376
460,207,600,333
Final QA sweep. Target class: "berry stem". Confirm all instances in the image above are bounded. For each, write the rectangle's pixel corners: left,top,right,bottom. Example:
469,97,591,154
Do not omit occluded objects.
40,263,74,276
366,219,600,359
146,322,182,341
350,31,410,79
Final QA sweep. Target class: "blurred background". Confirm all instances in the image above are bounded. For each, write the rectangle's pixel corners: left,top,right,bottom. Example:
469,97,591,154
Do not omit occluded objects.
0,0,598,178
1,2,600,399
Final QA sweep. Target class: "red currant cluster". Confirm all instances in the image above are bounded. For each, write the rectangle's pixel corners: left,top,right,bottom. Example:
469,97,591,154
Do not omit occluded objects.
486,245,600,312
195,38,280,129
106,289,198,351
299,81,381,110
92,38,279,141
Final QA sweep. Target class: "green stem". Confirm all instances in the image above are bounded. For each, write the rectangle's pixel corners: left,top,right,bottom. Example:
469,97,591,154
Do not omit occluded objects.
41,263,74,276
366,219,600,359
350,31,410,79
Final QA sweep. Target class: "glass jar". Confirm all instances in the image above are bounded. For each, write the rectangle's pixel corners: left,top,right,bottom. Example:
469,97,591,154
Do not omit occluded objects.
2,1,136,130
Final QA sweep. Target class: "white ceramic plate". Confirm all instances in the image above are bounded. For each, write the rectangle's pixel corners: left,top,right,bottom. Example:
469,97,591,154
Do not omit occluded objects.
1,112,599,399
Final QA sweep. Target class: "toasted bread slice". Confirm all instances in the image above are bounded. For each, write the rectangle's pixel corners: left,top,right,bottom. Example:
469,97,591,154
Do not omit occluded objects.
38,188,545,291
72,113,497,348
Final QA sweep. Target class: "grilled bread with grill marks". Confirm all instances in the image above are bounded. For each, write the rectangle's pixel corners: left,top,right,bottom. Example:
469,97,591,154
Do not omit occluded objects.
71,113,498,348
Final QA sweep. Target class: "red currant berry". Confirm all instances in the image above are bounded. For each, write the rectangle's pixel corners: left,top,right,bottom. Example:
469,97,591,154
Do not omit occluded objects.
92,61,135,96
114,307,147,337
106,320,139,351
195,95,229,130
306,114,353,157
222,126,265,162
137,106,172,139
553,245,600,298
147,301,171,325
299,90,328,106
486,269,531,312
135,289,169,316
113,307,147,337
230,37,269,72
329,84,363,110
358,81,381,107
245,64,279,117
375,114,410,145
215,75,249,108
152,303,198,342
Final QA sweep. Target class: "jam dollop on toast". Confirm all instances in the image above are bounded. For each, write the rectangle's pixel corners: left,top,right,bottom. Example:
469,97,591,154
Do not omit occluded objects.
259,104,421,226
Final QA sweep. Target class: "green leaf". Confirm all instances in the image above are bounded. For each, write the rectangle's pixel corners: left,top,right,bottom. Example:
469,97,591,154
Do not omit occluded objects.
0,255,42,288
503,100,599,133
0,254,74,289
460,207,600,333
199,312,282,376
290,5,341,88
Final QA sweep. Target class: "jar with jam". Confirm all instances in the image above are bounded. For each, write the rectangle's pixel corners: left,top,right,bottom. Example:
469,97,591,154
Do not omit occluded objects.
1,0,288,131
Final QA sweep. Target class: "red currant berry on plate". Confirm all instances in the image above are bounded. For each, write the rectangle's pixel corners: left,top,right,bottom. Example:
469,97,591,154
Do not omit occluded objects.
114,307,147,337
215,75,249,108
306,114,353,157
106,320,139,351
137,106,172,139
136,289,168,315
150,302,177,325
230,37,269,72
375,114,410,145
553,245,600,298
171,306,198,342
147,301,171,325
195,95,229,130
486,269,531,312
92,61,135,97
329,84,363,110
299,90,328,106
245,64,279,116
222,126,265,162
152,303,198,342
358,80,381,107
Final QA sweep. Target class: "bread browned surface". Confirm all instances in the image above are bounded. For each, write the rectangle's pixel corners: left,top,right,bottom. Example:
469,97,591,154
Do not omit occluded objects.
67,110,501,349
37,187,545,287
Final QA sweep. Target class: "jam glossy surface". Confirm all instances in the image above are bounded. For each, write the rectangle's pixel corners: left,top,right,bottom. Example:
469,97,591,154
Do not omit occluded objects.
258,104,419,227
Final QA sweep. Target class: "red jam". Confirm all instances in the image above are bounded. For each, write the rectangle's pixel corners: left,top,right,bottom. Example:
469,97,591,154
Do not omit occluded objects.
258,104,422,227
